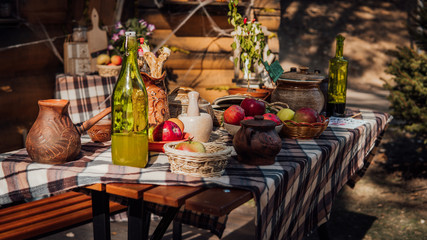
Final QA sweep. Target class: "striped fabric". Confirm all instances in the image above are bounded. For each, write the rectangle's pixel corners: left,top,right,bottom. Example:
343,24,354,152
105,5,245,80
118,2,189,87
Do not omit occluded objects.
0,110,391,240
55,74,116,124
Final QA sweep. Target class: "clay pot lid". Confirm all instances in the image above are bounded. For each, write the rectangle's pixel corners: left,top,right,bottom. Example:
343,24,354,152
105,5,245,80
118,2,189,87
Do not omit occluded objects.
279,66,325,82
241,115,276,129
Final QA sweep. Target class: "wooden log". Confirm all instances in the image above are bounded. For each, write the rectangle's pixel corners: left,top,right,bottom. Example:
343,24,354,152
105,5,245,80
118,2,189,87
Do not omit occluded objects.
165,52,234,69
168,69,234,88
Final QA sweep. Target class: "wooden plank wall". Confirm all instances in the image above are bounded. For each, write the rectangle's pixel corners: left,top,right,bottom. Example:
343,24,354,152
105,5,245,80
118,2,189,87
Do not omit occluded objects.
138,0,281,102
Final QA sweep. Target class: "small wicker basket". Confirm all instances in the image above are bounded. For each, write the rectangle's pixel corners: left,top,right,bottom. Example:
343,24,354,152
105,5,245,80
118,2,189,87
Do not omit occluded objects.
164,142,232,177
97,64,122,77
281,115,329,139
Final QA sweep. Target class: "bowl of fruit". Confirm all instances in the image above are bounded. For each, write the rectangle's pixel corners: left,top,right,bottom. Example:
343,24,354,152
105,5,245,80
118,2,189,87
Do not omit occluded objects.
163,139,232,177
148,118,190,152
96,54,122,77
278,107,329,139
222,98,283,135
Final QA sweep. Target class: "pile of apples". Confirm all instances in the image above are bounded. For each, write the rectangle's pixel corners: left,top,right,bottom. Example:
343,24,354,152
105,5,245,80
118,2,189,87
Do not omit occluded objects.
149,118,206,153
96,54,122,66
223,97,322,126
223,98,282,126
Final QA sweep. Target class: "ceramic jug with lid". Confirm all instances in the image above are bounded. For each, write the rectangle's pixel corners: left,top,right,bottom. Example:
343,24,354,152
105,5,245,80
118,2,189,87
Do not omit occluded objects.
26,99,111,164
233,115,282,165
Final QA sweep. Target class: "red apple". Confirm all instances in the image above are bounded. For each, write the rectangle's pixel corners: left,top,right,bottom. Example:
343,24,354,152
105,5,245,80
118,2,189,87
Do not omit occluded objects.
243,116,254,121
223,105,245,125
240,98,266,116
152,121,183,141
293,107,319,123
175,139,206,153
111,55,122,65
263,113,282,126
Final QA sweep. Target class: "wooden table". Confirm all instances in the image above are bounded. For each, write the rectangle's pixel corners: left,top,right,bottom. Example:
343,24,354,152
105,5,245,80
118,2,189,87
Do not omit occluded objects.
0,109,391,240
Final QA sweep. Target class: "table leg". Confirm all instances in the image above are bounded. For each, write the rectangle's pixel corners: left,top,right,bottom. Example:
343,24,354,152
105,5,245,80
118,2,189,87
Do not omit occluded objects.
91,190,111,240
128,198,151,240
173,218,182,240
150,207,180,240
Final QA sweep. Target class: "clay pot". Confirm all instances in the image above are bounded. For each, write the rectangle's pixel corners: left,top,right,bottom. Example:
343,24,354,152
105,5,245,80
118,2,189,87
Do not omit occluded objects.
233,115,282,165
26,99,111,164
271,67,326,113
141,71,169,127
87,119,111,142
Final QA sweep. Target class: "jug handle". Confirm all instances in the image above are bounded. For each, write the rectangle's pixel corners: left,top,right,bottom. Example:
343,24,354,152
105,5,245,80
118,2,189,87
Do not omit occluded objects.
76,107,111,134
244,127,254,147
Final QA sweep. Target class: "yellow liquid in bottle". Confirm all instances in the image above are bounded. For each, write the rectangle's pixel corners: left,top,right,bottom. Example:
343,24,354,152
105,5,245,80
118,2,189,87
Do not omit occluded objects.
111,132,148,168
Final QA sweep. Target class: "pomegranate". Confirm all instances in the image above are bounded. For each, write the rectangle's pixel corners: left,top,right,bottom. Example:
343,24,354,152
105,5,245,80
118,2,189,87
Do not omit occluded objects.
293,107,319,123
152,121,183,141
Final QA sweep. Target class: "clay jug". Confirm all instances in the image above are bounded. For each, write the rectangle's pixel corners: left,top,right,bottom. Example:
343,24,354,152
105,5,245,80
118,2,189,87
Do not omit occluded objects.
26,99,111,164
141,71,169,127
233,115,282,165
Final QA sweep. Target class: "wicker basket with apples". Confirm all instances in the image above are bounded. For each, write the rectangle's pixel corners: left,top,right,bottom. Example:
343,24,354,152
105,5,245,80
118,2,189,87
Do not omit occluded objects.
278,107,329,139
164,140,232,177
96,54,122,77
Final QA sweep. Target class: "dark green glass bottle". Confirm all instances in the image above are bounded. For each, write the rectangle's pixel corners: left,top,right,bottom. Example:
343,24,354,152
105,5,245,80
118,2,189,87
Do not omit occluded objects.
111,31,149,168
326,34,348,117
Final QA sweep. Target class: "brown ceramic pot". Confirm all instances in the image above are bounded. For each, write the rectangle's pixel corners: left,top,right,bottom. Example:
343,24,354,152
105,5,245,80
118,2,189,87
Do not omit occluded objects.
232,115,282,165
141,71,169,127
271,67,326,113
87,119,111,142
26,99,111,164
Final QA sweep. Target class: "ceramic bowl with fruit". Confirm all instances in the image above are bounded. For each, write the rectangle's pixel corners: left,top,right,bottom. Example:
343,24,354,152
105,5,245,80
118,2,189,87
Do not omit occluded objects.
222,98,283,135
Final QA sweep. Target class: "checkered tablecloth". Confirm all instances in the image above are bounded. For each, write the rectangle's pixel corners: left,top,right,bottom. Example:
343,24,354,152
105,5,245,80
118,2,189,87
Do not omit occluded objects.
0,105,391,240
55,74,116,124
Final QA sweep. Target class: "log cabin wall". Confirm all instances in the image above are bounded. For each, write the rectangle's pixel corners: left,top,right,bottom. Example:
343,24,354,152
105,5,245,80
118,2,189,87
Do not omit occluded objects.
0,0,280,153
139,0,281,103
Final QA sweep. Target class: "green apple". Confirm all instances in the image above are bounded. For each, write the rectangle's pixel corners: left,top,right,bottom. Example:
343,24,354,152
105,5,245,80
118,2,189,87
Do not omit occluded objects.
277,108,295,121
175,140,206,153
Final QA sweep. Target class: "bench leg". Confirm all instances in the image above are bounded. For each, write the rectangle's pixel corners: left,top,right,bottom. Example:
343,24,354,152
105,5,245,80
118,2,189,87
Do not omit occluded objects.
128,198,151,240
151,207,180,240
92,190,111,240
317,222,330,240
173,218,182,240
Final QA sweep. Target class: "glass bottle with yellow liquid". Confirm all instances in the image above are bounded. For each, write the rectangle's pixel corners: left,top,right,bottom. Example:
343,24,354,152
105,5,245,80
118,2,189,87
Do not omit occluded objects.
111,31,149,168
327,34,349,117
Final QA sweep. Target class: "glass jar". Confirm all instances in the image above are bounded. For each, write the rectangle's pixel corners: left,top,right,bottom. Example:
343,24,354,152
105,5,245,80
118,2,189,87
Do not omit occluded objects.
72,27,87,42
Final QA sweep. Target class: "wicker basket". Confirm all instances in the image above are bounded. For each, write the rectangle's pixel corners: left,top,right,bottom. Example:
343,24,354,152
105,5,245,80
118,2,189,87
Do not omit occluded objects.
97,64,122,77
281,115,329,139
164,142,232,177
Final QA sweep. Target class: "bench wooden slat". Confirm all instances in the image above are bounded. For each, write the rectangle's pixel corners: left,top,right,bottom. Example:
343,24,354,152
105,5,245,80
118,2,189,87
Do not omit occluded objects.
143,185,204,207
106,183,155,199
0,191,126,240
184,188,253,216
0,191,83,217
0,193,90,225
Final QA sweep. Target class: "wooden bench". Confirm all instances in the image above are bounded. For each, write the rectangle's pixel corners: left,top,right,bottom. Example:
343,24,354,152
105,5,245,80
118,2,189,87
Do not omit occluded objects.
102,183,253,240
0,190,126,240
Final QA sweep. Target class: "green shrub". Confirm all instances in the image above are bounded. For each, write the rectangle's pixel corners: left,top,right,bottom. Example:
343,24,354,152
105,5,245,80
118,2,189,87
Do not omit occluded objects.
383,46,427,142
